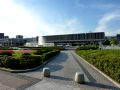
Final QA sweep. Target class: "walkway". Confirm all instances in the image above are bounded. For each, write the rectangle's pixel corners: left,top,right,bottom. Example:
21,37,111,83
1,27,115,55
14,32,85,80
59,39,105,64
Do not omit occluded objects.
0,70,39,90
19,51,120,90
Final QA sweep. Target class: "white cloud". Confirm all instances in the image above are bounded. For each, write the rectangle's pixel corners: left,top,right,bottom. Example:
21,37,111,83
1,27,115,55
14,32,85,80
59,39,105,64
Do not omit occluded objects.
36,17,84,36
95,11,120,36
0,0,40,38
0,0,84,38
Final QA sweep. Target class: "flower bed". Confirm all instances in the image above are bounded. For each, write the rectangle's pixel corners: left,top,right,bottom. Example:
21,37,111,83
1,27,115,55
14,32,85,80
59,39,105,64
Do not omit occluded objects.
13,50,33,53
0,50,14,53
0,49,60,70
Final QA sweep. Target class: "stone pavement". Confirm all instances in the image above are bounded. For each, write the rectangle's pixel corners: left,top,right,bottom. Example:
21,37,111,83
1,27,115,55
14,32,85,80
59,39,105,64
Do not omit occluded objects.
19,51,120,90
0,70,40,90
25,79,80,90
0,83,15,90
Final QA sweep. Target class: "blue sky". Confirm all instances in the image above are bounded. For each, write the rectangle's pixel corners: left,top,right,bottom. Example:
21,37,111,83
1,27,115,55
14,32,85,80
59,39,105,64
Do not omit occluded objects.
0,0,120,37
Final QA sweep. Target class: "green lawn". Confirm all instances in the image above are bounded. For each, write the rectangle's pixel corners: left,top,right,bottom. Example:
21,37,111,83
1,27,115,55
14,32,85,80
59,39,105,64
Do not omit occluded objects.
13,52,23,58
12,50,36,59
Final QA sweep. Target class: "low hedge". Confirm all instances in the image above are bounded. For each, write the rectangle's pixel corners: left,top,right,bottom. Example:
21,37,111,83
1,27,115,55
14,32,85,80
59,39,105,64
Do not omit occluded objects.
0,52,13,56
76,50,120,83
20,46,64,50
21,53,32,59
0,50,60,69
34,49,51,55
77,45,98,50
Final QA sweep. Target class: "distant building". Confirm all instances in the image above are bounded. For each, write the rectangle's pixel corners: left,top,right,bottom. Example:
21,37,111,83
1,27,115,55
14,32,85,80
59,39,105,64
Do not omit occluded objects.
24,36,39,43
105,36,116,40
24,36,39,47
16,35,23,39
0,33,4,39
4,36,9,39
0,33,39,47
117,34,120,41
42,32,105,46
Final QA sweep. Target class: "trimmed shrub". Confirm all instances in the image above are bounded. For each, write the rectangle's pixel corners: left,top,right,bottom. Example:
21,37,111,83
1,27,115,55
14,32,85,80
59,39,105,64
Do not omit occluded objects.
0,49,60,69
34,49,52,55
76,50,120,83
0,56,8,67
77,45,98,50
0,52,13,56
31,55,42,65
0,56,12,67
21,53,31,59
41,50,60,62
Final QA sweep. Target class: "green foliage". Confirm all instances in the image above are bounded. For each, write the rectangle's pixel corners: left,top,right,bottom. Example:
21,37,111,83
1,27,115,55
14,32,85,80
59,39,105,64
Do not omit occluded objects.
76,45,98,50
31,55,42,65
13,52,23,59
102,40,110,45
0,52,13,56
76,49,120,83
41,50,60,62
0,49,60,69
0,55,9,67
34,49,51,55
20,46,64,50
21,53,31,59
0,47,12,50
110,39,118,45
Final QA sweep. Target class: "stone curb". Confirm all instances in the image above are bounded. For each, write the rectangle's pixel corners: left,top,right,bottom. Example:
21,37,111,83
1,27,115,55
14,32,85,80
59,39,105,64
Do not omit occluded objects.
74,52,120,88
0,53,60,73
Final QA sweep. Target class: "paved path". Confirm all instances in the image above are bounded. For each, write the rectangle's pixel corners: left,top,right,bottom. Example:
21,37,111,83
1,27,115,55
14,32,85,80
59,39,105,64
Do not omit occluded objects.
19,51,120,90
0,70,40,90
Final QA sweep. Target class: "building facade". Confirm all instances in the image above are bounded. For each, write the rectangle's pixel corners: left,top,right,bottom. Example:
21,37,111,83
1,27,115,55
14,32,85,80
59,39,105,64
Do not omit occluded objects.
42,32,105,46
0,33,39,47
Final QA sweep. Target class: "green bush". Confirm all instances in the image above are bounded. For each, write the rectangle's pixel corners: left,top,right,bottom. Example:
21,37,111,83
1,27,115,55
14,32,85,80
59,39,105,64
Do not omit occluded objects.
0,52,13,56
31,55,42,65
0,56,9,67
77,45,98,50
34,49,51,55
21,53,31,59
19,59,34,69
76,50,120,83
34,47,62,55
41,50,60,63
0,49,60,69
0,56,20,68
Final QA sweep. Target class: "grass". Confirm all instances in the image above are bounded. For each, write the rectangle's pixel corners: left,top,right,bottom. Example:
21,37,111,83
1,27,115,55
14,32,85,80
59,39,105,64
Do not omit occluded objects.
13,52,23,58
13,50,35,58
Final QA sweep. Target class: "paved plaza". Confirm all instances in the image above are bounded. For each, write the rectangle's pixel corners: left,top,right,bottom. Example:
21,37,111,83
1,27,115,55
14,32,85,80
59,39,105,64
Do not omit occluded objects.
0,51,119,90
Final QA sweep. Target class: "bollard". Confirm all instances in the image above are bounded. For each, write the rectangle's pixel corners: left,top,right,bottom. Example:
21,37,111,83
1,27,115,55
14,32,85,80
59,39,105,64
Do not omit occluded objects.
74,72,84,84
42,67,50,77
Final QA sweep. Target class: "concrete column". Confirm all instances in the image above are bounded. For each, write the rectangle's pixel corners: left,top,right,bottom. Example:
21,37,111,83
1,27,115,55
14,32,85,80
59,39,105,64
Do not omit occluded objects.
42,67,50,77
74,72,84,84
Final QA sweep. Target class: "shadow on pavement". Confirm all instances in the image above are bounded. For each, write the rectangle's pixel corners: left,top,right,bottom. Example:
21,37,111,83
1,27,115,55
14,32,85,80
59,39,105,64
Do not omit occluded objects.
50,51,68,64
71,53,96,82
50,75,73,81
85,82,120,90
29,51,68,73
49,64,63,72
44,51,69,72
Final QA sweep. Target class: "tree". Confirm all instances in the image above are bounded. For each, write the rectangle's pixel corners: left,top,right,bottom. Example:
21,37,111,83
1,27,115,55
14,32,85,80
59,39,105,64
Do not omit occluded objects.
110,39,118,45
102,40,110,45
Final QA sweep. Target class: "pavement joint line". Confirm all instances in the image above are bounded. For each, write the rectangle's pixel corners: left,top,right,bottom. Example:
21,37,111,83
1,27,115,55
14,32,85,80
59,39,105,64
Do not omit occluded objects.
73,51,120,88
